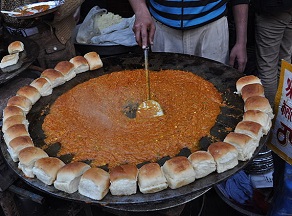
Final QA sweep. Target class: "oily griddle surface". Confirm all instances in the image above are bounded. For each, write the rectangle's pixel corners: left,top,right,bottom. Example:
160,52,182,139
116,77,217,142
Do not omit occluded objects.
1,53,268,211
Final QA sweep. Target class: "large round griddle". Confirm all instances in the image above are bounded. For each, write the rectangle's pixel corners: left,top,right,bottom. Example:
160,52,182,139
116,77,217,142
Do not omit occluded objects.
0,52,269,212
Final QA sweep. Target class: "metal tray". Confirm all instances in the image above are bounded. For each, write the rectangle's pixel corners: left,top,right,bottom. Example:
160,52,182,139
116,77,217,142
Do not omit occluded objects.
0,52,269,212
9,1,64,19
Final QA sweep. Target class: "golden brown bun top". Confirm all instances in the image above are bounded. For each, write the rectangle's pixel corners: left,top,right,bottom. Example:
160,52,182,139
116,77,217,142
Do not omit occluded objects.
82,167,110,185
7,95,32,109
5,124,29,138
84,51,103,70
8,41,24,54
163,156,193,174
3,114,26,130
243,110,270,124
110,164,138,182
3,106,25,120
9,136,33,149
54,61,75,75
34,157,65,176
18,146,48,165
208,142,237,160
244,96,272,112
30,77,51,89
56,162,91,181
188,150,214,162
41,69,64,81
69,56,89,67
236,75,261,93
241,83,265,101
138,163,162,179
17,85,40,98
224,132,253,147
235,121,262,134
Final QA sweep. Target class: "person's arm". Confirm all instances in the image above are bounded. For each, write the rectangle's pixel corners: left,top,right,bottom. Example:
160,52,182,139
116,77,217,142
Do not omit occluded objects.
229,3,248,72
128,0,155,48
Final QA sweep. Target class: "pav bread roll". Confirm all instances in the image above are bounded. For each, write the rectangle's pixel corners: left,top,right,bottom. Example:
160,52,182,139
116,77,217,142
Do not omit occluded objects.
208,142,238,173
2,105,25,121
3,124,30,145
54,61,76,81
16,85,41,105
138,163,168,194
244,96,274,119
30,77,53,96
109,164,138,196
7,136,34,162
8,41,24,54
18,146,48,178
54,162,91,194
7,95,32,114
243,110,272,135
69,56,90,74
0,53,19,69
78,167,110,200
41,69,65,88
234,120,263,141
188,151,216,178
84,52,103,70
32,157,65,185
241,83,265,102
2,115,29,133
236,75,262,94
161,156,196,189
223,132,258,161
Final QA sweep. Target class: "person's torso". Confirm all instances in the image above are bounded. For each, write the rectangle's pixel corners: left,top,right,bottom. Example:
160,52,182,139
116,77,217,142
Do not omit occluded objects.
148,0,228,29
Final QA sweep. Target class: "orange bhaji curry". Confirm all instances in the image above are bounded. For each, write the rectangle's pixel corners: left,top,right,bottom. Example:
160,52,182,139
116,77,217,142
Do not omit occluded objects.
42,69,222,168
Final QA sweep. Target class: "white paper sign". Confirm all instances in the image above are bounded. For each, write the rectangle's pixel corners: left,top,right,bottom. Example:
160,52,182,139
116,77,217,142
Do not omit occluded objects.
268,60,292,164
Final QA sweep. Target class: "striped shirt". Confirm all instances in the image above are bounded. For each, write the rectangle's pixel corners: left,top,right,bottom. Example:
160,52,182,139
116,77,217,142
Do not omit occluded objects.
148,0,247,29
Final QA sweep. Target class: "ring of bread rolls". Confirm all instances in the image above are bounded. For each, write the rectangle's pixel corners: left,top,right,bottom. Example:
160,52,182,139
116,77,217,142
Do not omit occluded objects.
1,53,274,200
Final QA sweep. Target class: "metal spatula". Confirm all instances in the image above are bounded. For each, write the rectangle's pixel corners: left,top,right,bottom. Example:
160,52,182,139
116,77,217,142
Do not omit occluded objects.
136,47,164,118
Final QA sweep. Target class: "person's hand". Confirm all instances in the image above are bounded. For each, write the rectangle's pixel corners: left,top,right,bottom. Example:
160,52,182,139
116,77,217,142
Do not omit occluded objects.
229,43,247,73
132,9,155,48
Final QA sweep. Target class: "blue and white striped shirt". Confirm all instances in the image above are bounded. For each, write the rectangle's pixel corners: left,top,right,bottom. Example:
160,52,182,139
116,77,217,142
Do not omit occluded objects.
148,0,247,29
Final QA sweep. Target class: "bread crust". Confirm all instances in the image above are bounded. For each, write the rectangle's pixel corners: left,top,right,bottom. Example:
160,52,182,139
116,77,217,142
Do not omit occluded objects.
69,56,89,74
241,83,265,101
3,105,25,121
16,85,41,105
4,124,29,145
41,69,65,88
109,164,138,195
138,163,168,193
7,95,32,113
33,157,65,185
54,61,76,81
7,136,34,162
208,142,238,173
234,120,263,141
188,151,216,178
78,167,110,200
243,110,272,135
84,52,103,70
8,41,24,54
236,75,261,94
244,96,274,119
30,77,53,96
2,115,28,133
223,132,257,161
162,156,196,189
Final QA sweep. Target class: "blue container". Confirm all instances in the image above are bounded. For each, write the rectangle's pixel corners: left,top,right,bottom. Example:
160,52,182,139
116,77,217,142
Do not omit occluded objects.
268,162,292,215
